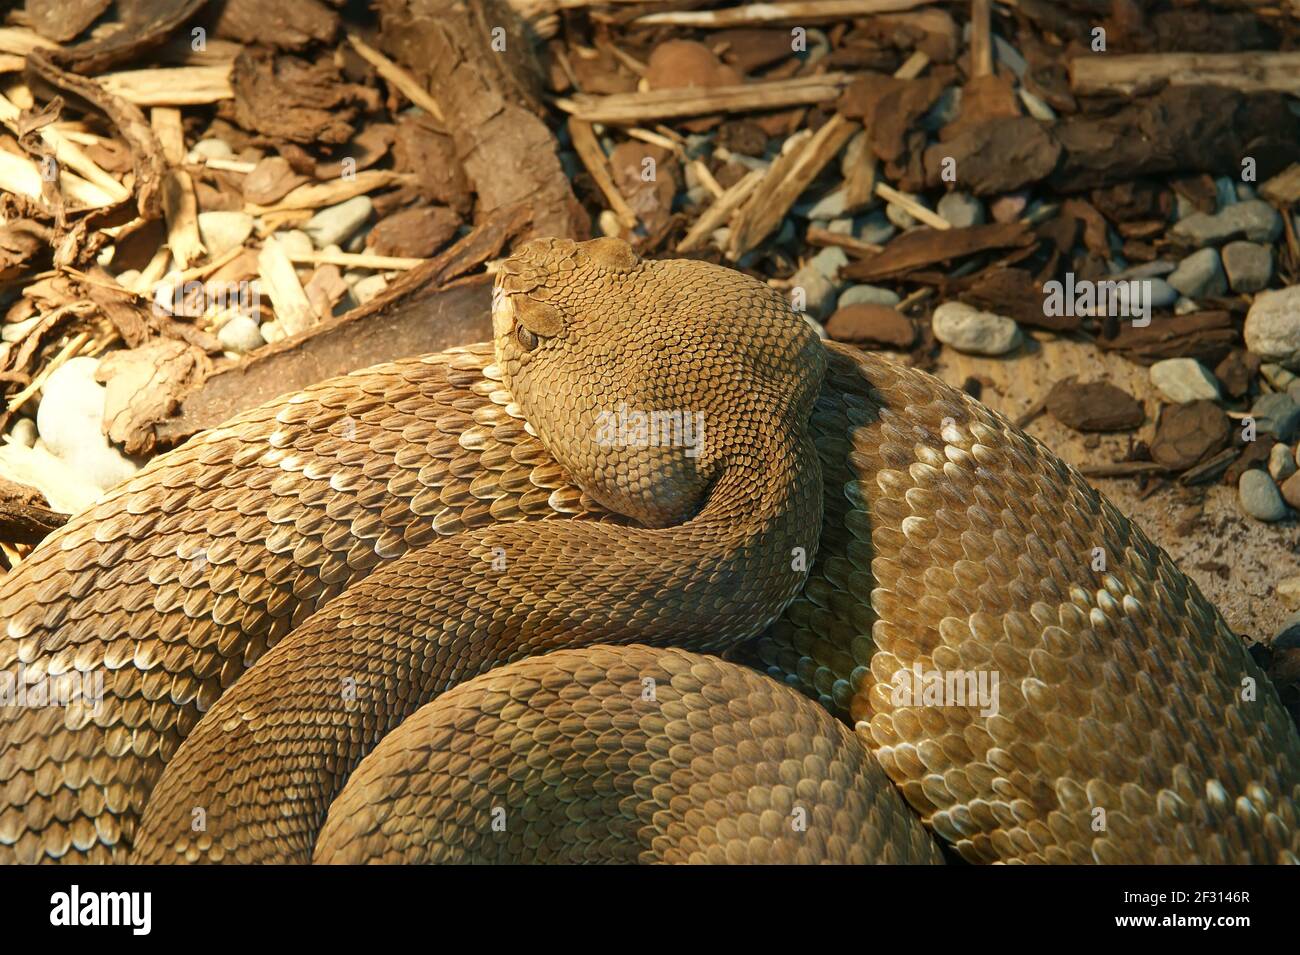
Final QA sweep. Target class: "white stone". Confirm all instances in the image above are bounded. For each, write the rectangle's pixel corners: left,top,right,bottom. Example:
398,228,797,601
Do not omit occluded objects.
35,356,138,494
1149,358,1221,403
1245,285,1300,368
304,196,373,249
931,302,1022,356
197,211,254,259
217,314,265,354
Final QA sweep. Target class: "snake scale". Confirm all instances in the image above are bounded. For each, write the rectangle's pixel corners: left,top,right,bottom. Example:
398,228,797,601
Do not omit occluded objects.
0,237,1297,864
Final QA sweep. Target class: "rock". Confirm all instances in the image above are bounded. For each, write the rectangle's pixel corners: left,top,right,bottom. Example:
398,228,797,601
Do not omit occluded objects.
217,314,265,354
1262,363,1298,391
1045,380,1144,432
919,86,961,131
805,188,847,220
790,263,838,318
937,192,984,229
1283,471,1300,510
1269,442,1297,483
352,273,388,305
810,246,847,280
824,304,915,349
197,211,255,259
1239,469,1289,522
271,228,314,260
1221,241,1273,293
644,39,741,90
1150,400,1229,469
856,209,895,245
35,356,139,493
1166,248,1227,299
930,302,1021,356
1279,576,1300,609
1214,349,1259,399
187,138,233,162
886,196,924,230
989,192,1028,223
1149,358,1221,403
1145,278,1179,309
9,417,36,448
260,320,286,344
1250,392,1300,442
304,196,373,248
1244,285,1300,367
1170,199,1283,246
838,284,900,308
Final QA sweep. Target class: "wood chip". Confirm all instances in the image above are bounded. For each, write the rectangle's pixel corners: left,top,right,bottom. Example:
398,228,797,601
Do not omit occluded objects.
556,73,853,124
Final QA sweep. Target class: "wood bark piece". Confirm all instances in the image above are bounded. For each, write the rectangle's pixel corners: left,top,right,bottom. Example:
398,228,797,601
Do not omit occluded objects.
636,0,933,27
842,221,1033,281
379,0,586,241
97,339,211,455
1070,52,1300,97
557,73,853,124
567,118,638,231
41,0,206,75
155,275,493,446
347,32,446,125
1095,310,1239,367
0,496,66,547
728,115,858,259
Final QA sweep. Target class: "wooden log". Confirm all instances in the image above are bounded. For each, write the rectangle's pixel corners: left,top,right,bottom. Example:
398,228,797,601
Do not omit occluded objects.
1070,52,1300,98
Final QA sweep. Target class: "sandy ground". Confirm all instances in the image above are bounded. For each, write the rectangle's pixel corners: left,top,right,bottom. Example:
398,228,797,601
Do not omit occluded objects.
920,332,1299,643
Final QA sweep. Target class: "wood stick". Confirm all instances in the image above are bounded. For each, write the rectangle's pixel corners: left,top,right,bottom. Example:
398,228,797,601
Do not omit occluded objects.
567,117,639,231
677,169,764,253
285,250,428,271
0,92,129,204
245,170,410,215
875,182,950,230
728,116,858,258
258,240,316,336
149,107,187,166
0,27,56,56
636,0,933,27
347,32,447,125
555,73,853,124
1070,52,1300,97
161,169,205,270
98,65,234,106
806,226,883,255
970,0,994,78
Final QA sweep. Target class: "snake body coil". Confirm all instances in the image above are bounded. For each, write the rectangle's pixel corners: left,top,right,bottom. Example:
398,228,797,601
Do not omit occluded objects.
0,237,1297,864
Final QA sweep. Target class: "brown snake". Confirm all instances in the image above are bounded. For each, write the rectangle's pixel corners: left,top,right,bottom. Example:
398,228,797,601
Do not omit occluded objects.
0,237,1297,864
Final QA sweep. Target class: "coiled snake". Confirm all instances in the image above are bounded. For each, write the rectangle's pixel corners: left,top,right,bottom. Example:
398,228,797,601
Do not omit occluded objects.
0,237,1296,864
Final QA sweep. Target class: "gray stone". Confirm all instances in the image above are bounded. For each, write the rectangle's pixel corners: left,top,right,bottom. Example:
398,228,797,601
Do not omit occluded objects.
304,196,373,248
1269,442,1297,483
1239,469,1289,522
1170,199,1283,246
810,245,848,280
351,273,389,306
1149,358,1221,403
217,314,265,354
1214,176,1239,210
937,191,984,229
886,196,925,230
1118,260,1176,280
789,263,838,319
930,302,1022,356
272,228,314,260
1166,248,1227,299
35,356,138,493
826,217,853,235
1250,392,1300,442
1244,285,1300,367
839,284,901,308
8,417,35,448
805,188,847,220
197,211,254,259
1146,278,1178,309
1221,241,1273,293
855,209,896,245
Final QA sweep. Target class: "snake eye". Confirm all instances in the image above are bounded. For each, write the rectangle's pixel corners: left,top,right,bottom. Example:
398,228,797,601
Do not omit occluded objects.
515,325,538,351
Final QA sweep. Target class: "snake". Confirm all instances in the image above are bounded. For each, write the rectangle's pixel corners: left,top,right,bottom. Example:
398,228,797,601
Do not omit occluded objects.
0,236,1297,864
